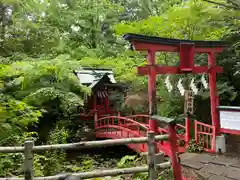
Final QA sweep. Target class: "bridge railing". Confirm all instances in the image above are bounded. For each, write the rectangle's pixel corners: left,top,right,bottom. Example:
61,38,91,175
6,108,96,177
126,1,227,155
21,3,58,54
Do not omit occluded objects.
95,116,149,152
125,114,188,141
194,120,216,152
125,114,150,125
0,132,184,180
95,116,149,134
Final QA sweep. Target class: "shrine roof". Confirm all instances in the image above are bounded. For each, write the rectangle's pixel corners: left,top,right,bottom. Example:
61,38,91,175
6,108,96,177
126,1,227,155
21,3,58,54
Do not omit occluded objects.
75,67,116,85
123,33,227,47
74,67,127,92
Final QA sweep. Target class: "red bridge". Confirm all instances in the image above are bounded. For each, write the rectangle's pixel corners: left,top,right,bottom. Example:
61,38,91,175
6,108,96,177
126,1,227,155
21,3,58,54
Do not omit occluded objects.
95,114,189,157
94,114,217,156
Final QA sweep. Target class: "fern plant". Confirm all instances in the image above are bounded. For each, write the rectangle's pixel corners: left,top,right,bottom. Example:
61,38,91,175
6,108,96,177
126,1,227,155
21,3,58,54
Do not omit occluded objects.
1,54,90,117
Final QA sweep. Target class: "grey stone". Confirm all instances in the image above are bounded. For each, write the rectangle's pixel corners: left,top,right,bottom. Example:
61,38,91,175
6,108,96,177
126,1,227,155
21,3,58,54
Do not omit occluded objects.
201,163,226,176
224,166,240,180
196,170,212,179
180,152,198,160
208,175,232,180
194,153,216,163
211,156,239,166
181,159,204,170
231,160,240,168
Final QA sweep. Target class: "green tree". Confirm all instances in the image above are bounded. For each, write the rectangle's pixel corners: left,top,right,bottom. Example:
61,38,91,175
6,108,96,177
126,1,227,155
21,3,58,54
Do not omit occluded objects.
114,0,240,118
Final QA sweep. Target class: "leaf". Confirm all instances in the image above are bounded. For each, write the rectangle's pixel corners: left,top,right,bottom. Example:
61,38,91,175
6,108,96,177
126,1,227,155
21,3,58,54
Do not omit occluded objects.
117,155,137,168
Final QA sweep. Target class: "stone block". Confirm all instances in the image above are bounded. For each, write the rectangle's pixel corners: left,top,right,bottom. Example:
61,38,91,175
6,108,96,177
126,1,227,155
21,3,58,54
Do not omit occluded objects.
196,170,212,179
208,175,232,180
224,166,240,180
194,153,216,163
201,163,226,176
211,156,239,166
181,159,204,170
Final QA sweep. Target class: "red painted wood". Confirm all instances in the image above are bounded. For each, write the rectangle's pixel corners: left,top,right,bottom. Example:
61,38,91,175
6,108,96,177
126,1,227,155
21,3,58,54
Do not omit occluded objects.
132,41,225,53
168,124,184,180
125,114,150,124
208,52,221,135
96,131,147,152
94,115,188,154
194,120,216,152
147,50,158,133
185,117,191,144
137,65,223,75
220,128,240,135
94,114,188,180
180,43,195,72
95,130,185,155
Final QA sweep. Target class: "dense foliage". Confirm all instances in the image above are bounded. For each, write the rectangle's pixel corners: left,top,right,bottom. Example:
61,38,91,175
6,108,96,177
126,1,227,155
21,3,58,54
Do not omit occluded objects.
0,0,240,178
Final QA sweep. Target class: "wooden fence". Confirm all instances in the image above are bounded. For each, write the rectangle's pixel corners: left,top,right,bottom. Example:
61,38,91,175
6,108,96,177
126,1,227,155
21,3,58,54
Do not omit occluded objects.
0,132,172,180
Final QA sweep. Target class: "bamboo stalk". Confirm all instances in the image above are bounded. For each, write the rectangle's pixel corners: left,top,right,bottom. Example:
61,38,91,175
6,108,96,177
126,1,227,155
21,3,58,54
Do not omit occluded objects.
0,162,171,180
0,135,169,153
0,147,24,153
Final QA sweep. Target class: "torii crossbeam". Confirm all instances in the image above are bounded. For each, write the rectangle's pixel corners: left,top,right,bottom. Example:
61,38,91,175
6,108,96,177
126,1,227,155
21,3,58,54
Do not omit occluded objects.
123,33,227,135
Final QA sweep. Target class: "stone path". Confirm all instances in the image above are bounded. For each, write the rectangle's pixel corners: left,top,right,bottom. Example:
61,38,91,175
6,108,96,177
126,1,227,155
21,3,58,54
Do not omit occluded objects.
180,153,240,180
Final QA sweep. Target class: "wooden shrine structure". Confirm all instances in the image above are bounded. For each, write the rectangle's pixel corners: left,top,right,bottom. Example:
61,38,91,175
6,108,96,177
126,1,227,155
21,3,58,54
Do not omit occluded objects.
75,67,127,119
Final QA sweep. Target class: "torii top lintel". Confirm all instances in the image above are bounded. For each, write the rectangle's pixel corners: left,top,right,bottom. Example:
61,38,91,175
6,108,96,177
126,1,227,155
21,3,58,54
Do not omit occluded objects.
123,33,228,74
123,33,227,53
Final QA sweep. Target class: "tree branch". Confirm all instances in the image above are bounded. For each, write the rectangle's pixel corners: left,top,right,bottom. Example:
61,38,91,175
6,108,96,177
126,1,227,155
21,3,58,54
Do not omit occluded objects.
202,0,240,9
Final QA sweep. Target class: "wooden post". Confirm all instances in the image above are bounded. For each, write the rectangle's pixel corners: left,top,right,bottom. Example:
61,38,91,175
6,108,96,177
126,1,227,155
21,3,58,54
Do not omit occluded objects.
208,52,220,135
147,132,157,180
24,141,34,180
185,117,191,145
168,124,183,180
184,90,193,146
147,50,158,133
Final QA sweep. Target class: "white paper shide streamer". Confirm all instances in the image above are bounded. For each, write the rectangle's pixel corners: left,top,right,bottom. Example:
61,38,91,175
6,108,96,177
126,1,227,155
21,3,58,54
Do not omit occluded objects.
164,76,173,92
190,78,198,95
177,79,185,96
201,75,208,89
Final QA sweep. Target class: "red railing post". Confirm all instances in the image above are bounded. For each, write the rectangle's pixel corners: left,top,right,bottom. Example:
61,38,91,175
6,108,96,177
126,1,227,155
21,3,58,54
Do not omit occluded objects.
212,126,216,152
194,120,198,143
168,123,183,180
185,117,191,145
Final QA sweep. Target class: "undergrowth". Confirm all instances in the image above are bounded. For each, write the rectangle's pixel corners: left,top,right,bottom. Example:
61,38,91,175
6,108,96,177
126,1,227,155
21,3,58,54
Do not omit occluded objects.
0,123,173,179
187,139,204,153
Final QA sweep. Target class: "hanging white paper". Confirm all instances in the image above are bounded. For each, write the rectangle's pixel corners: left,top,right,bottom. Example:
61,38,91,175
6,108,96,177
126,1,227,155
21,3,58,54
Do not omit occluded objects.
177,79,185,96
164,76,173,92
190,78,198,95
201,75,208,89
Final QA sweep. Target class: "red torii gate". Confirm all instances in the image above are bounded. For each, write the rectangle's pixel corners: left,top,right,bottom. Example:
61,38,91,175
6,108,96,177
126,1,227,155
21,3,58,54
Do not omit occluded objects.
123,33,227,135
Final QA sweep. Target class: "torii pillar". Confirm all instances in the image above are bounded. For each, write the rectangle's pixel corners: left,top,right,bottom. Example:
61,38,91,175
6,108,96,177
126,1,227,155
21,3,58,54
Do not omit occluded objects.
123,33,227,135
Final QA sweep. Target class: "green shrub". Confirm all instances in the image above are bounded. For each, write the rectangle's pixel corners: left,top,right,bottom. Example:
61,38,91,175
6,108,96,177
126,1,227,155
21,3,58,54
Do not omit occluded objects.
187,139,204,153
